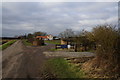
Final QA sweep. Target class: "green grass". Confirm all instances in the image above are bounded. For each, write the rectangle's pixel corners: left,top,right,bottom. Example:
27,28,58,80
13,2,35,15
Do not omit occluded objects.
45,40,60,45
49,48,58,51
87,49,95,53
49,48,65,51
0,40,16,50
22,39,32,46
43,58,85,78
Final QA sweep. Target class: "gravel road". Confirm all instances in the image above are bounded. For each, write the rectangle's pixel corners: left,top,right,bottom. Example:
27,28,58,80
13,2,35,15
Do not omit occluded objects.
2,40,54,78
43,52,95,58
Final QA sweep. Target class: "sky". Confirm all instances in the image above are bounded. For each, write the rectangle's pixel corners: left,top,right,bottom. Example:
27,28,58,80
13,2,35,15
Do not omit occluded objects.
2,2,118,37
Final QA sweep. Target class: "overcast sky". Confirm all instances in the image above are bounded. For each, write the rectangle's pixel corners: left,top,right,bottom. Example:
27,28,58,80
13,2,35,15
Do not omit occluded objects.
2,2,118,37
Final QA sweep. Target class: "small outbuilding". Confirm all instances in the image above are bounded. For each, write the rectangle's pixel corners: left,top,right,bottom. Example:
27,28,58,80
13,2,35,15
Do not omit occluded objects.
32,38,44,46
61,39,73,45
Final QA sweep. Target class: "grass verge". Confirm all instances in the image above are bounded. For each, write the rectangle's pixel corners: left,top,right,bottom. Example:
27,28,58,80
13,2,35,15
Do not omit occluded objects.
49,48,62,51
45,40,60,45
0,40,16,50
22,39,32,46
41,58,85,78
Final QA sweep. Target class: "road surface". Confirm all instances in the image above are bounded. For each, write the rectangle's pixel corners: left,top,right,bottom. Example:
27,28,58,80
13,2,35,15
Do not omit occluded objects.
2,40,54,78
2,40,94,79
44,52,95,58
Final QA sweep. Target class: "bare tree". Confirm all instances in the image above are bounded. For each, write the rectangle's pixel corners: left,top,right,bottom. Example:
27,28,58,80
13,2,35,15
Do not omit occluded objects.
33,31,47,37
59,29,75,38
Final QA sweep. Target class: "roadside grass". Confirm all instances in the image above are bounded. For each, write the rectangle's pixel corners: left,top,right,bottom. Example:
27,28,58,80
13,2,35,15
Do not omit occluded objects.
77,49,95,53
87,49,95,53
22,39,32,46
0,40,16,50
42,58,85,78
22,39,48,46
49,48,57,51
49,48,63,51
45,40,60,45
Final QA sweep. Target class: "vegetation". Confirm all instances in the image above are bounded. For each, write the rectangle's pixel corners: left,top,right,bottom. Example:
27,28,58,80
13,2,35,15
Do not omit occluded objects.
41,58,85,78
49,48,58,51
59,29,95,52
59,25,120,77
33,31,47,37
27,33,34,43
20,31,47,43
82,25,120,78
74,34,94,52
22,39,32,46
45,40,60,45
0,40,16,50
59,29,75,38
49,48,65,52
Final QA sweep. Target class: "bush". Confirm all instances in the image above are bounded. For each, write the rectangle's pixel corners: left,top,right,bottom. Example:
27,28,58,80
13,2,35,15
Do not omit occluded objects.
86,25,120,77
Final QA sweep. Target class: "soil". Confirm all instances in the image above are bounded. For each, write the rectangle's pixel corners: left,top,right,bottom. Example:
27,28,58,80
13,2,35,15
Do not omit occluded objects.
2,40,55,78
2,40,105,79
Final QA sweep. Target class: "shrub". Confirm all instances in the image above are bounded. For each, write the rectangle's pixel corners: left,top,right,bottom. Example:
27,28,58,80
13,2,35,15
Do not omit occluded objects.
86,25,120,77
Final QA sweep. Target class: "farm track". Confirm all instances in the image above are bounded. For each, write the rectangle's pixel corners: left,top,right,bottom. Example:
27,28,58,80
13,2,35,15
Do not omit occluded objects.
2,40,95,79
2,40,55,78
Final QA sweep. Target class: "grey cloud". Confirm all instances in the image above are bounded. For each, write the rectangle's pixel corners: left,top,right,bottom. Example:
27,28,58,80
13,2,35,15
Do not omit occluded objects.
2,2,118,37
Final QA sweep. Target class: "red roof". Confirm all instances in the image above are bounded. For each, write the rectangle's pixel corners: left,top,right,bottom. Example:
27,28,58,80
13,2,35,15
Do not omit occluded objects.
36,36,48,39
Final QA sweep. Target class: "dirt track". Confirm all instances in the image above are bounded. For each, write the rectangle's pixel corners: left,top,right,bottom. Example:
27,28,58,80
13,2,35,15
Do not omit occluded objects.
2,40,95,79
2,40,54,78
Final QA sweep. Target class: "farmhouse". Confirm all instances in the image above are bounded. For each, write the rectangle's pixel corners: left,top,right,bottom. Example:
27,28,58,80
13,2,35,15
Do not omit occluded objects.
36,34,53,40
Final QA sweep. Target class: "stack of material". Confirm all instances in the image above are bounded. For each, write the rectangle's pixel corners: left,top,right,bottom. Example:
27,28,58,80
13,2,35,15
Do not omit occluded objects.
61,39,73,45
33,39,44,46
61,39,67,45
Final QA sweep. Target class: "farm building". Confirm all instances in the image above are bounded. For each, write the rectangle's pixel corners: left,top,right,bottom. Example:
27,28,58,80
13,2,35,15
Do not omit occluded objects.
61,39,73,45
60,38,75,49
60,38,92,52
32,38,44,46
36,34,53,40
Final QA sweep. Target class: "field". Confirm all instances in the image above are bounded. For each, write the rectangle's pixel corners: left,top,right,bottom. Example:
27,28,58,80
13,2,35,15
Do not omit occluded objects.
0,40,9,45
45,40,60,45
0,40,16,50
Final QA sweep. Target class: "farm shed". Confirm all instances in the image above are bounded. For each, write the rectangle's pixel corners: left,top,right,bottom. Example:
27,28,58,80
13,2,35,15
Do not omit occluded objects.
33,39,44,46
61,39,74,45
